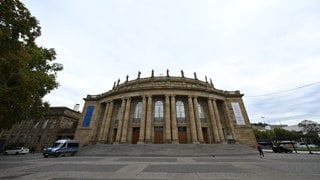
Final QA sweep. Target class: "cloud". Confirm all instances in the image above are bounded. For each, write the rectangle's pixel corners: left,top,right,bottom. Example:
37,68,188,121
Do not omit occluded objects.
23,0,320,125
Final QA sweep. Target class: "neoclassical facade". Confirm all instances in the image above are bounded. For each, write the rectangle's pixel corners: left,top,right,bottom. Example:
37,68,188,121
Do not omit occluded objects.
75,71,256,147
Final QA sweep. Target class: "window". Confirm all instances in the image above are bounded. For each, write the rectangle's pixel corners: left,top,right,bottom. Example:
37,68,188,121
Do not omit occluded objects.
198,103,206,121
176,101,186,121
42,119,49,129
134,102,142,121
154,101,164,121
115,106,121,121
33,122,39,129
50,120,57,129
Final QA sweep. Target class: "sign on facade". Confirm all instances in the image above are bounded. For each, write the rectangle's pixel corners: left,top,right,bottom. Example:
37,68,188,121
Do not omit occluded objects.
231,102,245,125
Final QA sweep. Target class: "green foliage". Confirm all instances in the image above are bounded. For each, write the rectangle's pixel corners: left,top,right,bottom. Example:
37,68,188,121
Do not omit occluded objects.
254,128,299,141
0,0,63,129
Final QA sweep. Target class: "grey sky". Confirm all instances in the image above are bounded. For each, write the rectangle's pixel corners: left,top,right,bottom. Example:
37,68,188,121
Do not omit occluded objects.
22,0,320,125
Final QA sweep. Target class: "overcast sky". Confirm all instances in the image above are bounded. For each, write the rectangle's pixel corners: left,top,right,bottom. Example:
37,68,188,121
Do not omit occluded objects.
22,0,320,126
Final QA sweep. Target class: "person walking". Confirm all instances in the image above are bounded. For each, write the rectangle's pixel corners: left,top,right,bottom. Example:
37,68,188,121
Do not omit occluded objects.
257,144,264,158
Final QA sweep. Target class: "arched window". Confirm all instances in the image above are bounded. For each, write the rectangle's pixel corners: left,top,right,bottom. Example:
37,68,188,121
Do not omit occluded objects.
154,100,164,121
176,101,186,121
198,103,206,121
134,102,142,122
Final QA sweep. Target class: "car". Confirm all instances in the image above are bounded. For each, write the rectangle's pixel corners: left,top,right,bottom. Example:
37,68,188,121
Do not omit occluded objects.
43,139,79,158
296,142,319,148
4,147,30,155
272,146,293,153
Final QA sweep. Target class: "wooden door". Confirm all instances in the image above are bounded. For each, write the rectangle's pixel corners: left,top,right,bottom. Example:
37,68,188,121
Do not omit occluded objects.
112,129,117,143
202,128,209,144
154,127,163,144
132,128,139,144
178,127,187,144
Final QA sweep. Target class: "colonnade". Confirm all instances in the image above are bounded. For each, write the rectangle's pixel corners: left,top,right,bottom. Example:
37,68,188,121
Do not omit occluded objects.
97,95,229,144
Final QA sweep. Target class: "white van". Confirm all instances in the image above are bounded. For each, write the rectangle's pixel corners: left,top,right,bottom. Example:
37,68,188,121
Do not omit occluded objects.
43,139,79,158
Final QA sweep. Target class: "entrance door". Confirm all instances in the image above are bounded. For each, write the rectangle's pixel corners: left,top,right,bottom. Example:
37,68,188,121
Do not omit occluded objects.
202,128,208,144
112,129,117,143
178,127,187,144
154,127,163,144
132,128,139,144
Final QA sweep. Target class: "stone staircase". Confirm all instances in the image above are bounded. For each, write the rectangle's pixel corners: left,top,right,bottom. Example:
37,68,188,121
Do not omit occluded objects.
77,144,257,157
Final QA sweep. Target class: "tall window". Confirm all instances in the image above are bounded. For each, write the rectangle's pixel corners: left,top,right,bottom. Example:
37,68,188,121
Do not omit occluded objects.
115,107,121,121
198,103,206,121
176,101,186,121
42,119,49,129
134,102,142,121
154,100,164,121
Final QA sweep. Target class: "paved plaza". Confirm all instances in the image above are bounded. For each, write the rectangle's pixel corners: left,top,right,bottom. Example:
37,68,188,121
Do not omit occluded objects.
0,152,319,180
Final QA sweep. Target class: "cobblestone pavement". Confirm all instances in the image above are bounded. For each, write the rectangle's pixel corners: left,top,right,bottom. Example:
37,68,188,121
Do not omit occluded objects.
0,152,319,180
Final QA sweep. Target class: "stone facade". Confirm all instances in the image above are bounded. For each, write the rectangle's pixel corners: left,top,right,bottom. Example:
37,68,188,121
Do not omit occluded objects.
75,72,256,147
0,107,80,152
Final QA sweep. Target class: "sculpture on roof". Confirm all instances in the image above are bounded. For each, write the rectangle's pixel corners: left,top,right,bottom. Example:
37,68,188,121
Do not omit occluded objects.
194,72,198,80
137,71,141,79
181,70,184,78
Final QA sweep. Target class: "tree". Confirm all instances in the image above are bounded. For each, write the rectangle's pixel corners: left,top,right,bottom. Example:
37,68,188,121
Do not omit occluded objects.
0,0,63,129
298,120,320,135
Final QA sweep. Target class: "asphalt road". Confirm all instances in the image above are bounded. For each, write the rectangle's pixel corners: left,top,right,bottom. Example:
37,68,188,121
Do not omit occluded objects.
0,152,319,180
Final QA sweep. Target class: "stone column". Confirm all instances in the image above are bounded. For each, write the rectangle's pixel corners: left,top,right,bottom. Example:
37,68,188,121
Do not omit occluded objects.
223,101,236,141
98,103,109,143
99,101,115,143
213,99,225,142
138,96,147,144
188,96,198,143
165,95,171,143
115,98,126,144
208,98,220,142
145,96,153,143
170,95,179,144
193,97,204,143
121,98,131,143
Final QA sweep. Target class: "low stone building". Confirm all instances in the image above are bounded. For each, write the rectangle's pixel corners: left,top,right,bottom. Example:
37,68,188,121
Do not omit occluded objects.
75,70,256,147
0,107,80,152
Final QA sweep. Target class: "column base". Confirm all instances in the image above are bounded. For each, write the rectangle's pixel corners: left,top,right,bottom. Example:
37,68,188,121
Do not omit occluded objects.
98,140,107,144
144,139,152,144
171,140,179,144
192,141,200,144
137,141,145,144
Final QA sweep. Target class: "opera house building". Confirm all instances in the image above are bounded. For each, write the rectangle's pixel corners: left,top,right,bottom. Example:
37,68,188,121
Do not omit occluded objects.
75,70,256,147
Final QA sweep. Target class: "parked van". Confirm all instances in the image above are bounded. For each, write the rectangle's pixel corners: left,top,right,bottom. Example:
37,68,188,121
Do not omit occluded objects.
43,139,79,158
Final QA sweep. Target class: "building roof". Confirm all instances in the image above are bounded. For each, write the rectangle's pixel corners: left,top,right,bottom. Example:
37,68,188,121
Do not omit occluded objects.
85,75,243,101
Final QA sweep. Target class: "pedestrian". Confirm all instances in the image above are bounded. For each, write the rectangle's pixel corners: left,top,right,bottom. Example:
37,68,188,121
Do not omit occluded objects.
257,144,264,158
